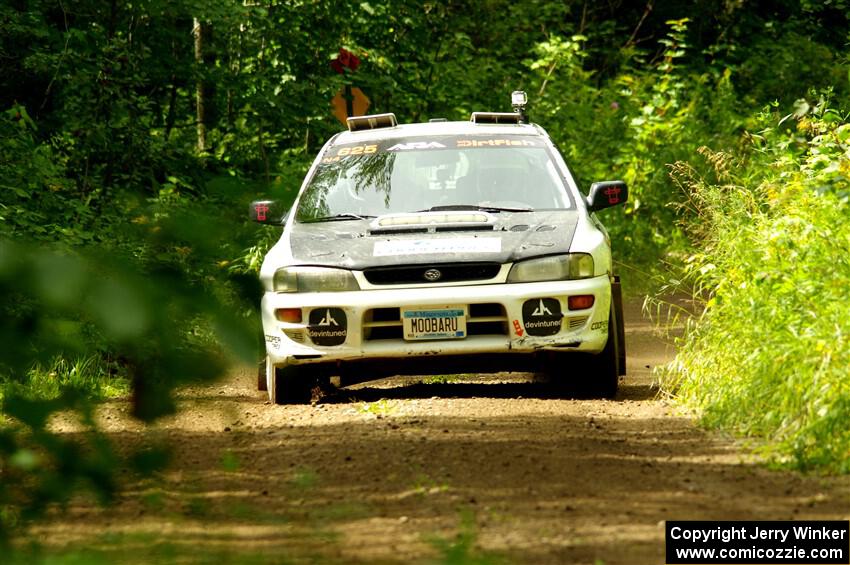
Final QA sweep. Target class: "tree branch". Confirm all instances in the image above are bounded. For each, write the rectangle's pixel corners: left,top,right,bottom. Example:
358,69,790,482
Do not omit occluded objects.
39,0,71,112
623,1,654,49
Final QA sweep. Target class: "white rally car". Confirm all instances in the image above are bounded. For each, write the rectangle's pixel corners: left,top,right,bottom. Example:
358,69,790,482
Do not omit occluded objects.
252,93,627,403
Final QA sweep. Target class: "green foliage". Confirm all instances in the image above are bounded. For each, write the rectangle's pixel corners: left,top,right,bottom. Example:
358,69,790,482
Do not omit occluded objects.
0,387,121,533
659,103,850,472
0,105,83,242
426,510,505,565
736,32,848,106
1,356,128,405
528,18,744,275
0,227,259,541
220,449,241,473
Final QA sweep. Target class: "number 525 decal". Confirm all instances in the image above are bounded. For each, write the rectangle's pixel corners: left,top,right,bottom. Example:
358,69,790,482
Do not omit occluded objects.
337,144,377,156
322,144,378,163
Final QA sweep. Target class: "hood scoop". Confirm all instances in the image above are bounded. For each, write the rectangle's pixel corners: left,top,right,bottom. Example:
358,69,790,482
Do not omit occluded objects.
369,211,496,235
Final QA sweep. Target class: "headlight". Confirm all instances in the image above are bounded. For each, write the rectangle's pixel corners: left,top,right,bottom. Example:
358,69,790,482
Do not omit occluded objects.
273,267,360,292
507,254,594,283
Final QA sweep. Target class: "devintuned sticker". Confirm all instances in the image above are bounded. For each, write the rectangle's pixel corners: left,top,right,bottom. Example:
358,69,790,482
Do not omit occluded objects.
307,308,347,346
522,298,562,336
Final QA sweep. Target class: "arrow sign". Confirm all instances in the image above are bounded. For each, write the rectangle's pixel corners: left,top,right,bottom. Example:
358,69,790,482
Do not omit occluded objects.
332,86,370,126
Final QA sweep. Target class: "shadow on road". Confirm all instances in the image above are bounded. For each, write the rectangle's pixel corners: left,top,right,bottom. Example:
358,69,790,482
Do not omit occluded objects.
321,378,658,403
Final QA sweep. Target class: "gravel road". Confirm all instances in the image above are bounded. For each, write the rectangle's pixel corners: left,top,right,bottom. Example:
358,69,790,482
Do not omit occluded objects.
36,299,849,564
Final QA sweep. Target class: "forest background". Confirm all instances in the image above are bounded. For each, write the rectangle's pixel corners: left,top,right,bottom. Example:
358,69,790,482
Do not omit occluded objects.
1,0,849,543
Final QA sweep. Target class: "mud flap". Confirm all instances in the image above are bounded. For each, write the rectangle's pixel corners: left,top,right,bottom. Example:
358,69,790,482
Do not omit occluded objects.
612,276,626,376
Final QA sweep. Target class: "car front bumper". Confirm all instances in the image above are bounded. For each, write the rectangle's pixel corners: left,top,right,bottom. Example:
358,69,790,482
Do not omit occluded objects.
261,275,612,374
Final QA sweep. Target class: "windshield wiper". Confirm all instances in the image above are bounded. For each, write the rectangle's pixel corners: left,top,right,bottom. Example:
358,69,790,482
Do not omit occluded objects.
417,204,534,213
301,213,376,223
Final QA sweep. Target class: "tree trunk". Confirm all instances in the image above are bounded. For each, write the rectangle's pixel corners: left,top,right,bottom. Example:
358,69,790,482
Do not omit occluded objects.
257,17,270,183
165,76,178,140
193,18,214,153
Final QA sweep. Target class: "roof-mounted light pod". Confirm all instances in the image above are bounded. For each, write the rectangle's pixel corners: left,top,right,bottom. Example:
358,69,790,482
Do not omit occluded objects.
346,113,398,132
469,112,522,124
469,91,530,124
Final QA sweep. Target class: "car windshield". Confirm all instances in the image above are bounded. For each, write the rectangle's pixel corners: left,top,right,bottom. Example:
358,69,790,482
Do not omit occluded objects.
295,135,573,222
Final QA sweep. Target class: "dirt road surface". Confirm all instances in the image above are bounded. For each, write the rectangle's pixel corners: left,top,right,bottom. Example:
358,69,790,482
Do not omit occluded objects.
33,300,850,564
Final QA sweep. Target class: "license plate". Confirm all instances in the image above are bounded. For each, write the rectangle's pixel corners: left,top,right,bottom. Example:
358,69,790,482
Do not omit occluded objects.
401,306,467,341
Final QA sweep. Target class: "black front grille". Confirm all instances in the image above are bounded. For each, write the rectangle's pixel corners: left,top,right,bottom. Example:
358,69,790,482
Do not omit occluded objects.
434,225,494,233
362,303,508,341
363,263,501,285
370,228,429,235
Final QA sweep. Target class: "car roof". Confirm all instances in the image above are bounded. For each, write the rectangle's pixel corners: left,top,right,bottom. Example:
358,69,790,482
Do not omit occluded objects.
331,120,547,144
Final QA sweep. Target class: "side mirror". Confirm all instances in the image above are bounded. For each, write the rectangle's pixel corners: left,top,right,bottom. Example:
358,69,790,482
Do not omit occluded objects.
587,181,628,212
249,200,287,225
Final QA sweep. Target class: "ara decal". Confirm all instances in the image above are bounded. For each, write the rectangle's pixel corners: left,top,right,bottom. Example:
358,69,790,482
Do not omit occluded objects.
386,141,447,151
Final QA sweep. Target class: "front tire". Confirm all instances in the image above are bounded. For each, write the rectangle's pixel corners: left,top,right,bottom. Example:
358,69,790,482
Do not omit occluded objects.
269,362,315,405
582,307,620,399
611,276,626,376
543,307,620,399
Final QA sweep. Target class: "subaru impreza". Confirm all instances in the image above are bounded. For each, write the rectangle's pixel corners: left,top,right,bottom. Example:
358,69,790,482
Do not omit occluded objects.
252,94,627,403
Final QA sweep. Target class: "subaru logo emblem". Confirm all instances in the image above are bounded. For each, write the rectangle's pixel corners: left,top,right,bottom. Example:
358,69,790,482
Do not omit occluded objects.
423,268,442,282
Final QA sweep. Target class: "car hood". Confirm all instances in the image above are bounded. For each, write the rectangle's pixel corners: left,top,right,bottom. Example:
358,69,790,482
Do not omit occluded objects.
287,210,579,269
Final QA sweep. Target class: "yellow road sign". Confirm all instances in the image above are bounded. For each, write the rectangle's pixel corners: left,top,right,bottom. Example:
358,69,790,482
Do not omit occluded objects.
332,86,370,126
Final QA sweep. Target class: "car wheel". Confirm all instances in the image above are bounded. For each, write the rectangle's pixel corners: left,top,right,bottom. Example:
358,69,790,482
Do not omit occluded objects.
544,306,619,399
270,363,315,405
582,307,620,399
611,275,626,376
